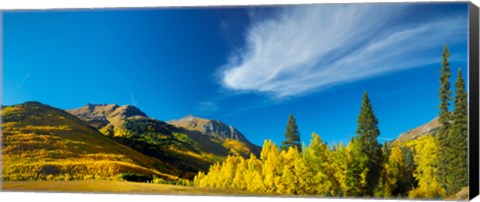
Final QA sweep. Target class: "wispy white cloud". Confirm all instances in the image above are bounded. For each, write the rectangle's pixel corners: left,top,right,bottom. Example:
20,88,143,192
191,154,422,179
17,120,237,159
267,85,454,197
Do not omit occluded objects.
129,93,138,106
196,101,220,115
17,72,30,90
219,4,467,98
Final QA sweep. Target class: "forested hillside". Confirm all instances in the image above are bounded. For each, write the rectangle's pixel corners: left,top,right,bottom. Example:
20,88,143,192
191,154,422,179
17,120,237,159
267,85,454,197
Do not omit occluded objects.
193,45,469,199
1,102,177,181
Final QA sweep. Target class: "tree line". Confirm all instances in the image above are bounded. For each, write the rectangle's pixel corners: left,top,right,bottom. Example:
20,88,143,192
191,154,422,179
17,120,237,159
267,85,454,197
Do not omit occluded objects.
193,45,468,199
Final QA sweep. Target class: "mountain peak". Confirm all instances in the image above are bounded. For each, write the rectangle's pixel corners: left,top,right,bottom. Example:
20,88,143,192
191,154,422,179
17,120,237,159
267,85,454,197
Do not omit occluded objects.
67,103,147,121
168,115,248,142
391,117,441,146
178,115,210,122
110,104,147,118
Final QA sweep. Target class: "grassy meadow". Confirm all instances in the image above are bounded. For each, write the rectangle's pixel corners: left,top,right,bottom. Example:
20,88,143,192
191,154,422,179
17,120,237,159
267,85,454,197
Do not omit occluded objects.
1,180,262,196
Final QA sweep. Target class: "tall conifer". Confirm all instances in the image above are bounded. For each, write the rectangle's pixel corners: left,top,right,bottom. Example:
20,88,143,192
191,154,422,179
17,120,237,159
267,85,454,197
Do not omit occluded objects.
446,68,468,194
281,114,302,152
355,91,383,196
437,44,452,191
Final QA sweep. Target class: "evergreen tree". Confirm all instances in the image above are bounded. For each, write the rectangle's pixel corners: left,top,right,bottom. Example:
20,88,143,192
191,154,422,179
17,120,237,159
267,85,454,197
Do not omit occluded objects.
281,114,302,152
375,142,391,197
437,44,452,191
397,147,417,196
446,68,468,194
355,91,383,196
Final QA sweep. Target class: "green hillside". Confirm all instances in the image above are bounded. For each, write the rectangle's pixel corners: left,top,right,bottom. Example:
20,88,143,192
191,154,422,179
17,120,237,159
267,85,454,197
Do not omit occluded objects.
168,115,262,157
67,104,261,179
1,101,262,182
1,102,177,181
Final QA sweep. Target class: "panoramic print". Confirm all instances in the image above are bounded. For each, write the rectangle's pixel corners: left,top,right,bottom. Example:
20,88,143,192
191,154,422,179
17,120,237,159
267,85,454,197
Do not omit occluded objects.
1,2,470,200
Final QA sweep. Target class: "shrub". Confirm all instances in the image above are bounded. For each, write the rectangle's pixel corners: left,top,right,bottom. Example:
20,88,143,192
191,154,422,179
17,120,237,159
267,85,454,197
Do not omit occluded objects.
121,173,153,183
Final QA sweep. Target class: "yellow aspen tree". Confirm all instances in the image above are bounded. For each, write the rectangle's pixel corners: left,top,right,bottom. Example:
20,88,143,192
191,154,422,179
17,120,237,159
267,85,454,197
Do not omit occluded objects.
387,147,405,196
232,157,248,190
221,156,243,189
261,140,282,193
376,145,407,198
345,138,368,196
408,135,446,199
193,171,205,187
246,153,264,192
209,162,222,187
331,142,348,196
278,147,299,194
303,133,331,195
294,147,310,195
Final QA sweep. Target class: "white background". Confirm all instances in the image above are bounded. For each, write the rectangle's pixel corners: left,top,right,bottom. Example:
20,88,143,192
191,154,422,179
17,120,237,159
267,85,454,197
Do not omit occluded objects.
0,0,479,202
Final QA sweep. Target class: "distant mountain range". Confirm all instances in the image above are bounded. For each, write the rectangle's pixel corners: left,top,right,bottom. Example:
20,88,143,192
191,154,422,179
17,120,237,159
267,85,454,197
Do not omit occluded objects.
2,101,260,181
1,101,438,182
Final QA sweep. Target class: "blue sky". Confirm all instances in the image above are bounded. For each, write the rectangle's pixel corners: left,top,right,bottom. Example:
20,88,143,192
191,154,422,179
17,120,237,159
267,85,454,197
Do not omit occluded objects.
2,3,469,147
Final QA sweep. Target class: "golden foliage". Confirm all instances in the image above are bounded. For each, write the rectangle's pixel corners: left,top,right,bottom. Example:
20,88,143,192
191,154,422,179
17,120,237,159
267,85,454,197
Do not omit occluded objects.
194,134,337,196
1,103,177,182
408,135,446,199
194,133,446,199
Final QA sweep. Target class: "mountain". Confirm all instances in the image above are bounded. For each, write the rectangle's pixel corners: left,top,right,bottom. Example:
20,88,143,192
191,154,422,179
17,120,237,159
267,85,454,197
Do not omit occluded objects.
168,115,247,141
66,104,159,136
1,102,177,181
168,115,261,156
390,117,441,146
67,104,261,179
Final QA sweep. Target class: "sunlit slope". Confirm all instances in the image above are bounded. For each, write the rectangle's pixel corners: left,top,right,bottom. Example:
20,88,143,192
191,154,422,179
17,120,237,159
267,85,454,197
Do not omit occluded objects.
168,115,262,157
390,117,440,146
1,102,177,181
67,104,261,179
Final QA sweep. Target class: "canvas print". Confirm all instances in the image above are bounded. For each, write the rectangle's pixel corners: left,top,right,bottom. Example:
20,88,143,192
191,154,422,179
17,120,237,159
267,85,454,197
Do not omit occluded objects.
0,2,476,200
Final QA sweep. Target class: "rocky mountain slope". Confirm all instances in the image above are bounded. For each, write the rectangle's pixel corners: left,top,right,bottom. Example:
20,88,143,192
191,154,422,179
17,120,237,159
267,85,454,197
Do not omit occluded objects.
67,103,261,179
390,117,441,146
168,115,261,155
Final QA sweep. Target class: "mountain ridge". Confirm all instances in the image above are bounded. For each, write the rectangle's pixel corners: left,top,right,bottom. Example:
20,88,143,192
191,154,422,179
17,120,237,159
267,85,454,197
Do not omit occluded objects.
390,117,441,146
67,103,261,178
167,115,249,143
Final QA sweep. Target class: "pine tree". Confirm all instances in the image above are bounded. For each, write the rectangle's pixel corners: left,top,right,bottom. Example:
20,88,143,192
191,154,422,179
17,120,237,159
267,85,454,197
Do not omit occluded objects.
281,114,302,152
445,68,468,194
375,142,391,197
437,44,452,191
397,147,416,196
355,91,383,196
